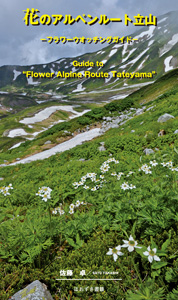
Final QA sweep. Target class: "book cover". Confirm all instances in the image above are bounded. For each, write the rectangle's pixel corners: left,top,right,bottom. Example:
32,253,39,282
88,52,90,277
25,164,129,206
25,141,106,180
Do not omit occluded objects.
0,1,178,299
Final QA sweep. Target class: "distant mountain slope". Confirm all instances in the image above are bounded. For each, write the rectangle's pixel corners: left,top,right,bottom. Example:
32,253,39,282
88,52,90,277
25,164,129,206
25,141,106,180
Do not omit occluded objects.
0,11,178,97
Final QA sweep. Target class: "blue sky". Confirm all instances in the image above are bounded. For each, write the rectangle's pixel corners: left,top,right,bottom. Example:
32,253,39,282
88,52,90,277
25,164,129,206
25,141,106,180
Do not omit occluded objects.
1,0,178,66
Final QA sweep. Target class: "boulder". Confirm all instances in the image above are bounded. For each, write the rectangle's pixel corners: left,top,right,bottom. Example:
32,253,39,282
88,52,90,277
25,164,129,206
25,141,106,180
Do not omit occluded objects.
10,280,54,300
174,130,178,134
157,114,175,123
44,140,51,145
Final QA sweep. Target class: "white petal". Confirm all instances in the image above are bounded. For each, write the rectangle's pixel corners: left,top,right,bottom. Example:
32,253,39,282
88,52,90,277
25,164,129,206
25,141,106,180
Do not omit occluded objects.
154,255,160,261
113,254,118,261
106,249,113,255
115,245,122,251
135,245,142,249
122,240,129,244
152,248,157,253
148,255,153,263
143,251,149,256
135,241,138,246
128,246,134,252
147,246,151,251
129,235,134,241
121,244,129,248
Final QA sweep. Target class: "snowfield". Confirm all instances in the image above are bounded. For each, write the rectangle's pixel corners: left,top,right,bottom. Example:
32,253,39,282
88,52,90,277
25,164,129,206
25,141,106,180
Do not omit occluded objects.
7,128,101,166
19,106,87,124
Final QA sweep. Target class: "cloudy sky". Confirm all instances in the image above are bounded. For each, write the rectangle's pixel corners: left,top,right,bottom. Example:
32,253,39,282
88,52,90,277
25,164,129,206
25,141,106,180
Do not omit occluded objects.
1,0,178,66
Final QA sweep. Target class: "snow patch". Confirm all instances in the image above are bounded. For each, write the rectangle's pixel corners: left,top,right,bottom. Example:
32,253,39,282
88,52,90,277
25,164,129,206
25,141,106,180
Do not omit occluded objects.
9,142,25,150
164,56,173,72
43,65,46,68
122,44,128,56
8,129,28,138
105,71,113,83
20,106,81,124
72,83,85,93
101,59,107,65
160,34,178,57
122,48,136,63
27,77,40,85
137,55,149,70
56,59,65,64
113,44,122,49
0,91,8,94
8,129,101,166
148,40,154,46
120,48,149,69
13,70,21,81
109,49,117,57
158,17,168,24
134,26,156,40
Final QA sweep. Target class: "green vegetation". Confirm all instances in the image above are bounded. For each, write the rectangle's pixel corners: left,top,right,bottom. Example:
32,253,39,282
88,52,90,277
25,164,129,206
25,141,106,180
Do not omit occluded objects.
0,75,178,299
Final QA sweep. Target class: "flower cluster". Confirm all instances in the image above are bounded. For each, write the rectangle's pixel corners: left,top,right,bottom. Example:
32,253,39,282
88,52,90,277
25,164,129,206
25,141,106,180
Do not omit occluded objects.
69,200,87,214
121,182,136,190
100,158,119,174
36,186,52,202
52,204,65,215
139,164,152,174
0,183,13,196
161,160,178,171
139,160,178,173
107,235,160,263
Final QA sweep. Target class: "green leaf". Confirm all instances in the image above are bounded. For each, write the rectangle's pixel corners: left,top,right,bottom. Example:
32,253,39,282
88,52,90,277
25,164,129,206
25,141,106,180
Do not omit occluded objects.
152,261,167,269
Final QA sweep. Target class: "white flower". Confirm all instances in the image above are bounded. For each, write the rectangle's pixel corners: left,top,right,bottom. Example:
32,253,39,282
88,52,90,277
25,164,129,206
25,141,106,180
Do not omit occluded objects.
69,209,74,214
100,175,105,179
106,245,123,261
150,160,158,167
127,171,134,177
143,246,160,263
129,184,136,189
75,200,80,207
69,204,75,210
161,162,167,167
83,185,90,189
7,183,13,189
166,161,173,167
111,172,117,176
91,187,97,191
121,182,130,190
122,235,142,252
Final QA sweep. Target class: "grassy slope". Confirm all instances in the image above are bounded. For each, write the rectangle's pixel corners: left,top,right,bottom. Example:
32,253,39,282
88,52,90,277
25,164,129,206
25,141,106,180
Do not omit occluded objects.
0,71,178,299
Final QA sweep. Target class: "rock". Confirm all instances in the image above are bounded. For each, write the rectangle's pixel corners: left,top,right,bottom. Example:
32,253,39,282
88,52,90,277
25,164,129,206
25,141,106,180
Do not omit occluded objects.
140,121,144,125
44,140,51,145
98,145,106,151
174,130,178,134
157,113,175,123
78,158,85,162
16,158,21,161
100,142,105,146
146,105,155,111
4,160,8,163
0,177,4,180
10,280,54,300
105,117,112,121
144,148,155,155
134,108,144,116
131,130,135,133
